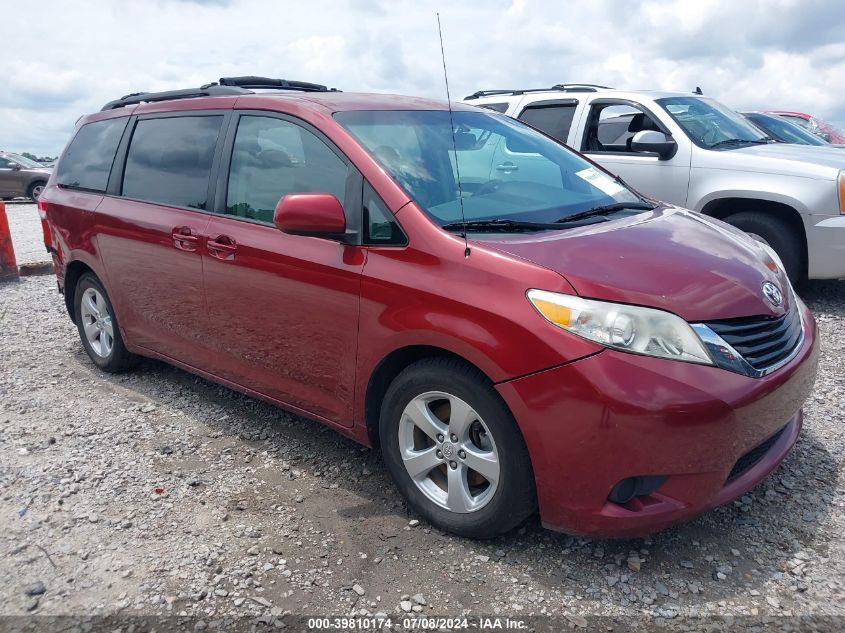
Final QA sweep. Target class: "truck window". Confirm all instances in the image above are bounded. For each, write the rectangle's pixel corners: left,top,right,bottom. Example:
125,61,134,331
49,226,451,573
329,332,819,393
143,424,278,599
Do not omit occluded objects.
518,102,577,144
582,103,662,153
479,102,509,113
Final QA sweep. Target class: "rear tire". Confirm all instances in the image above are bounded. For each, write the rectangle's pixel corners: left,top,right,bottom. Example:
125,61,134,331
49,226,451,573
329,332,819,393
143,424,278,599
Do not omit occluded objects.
379,358,536,538
28,181,46,202
73,273,138,372
723,211,803,284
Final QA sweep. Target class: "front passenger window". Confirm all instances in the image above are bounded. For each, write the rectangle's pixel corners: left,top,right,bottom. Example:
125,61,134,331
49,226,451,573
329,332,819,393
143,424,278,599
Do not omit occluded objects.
226,116,348,223
582,104,662,154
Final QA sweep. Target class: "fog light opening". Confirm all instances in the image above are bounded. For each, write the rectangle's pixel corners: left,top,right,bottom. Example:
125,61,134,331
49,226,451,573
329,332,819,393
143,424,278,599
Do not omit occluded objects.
608,475,668,505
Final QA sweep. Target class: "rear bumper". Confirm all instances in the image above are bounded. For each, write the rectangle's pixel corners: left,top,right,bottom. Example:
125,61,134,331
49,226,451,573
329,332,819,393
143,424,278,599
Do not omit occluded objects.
496,303,819,538
807,214,845,279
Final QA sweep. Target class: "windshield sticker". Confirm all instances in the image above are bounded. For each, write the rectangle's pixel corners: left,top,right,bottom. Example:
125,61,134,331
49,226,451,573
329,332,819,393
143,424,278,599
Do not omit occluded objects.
575,167,626,197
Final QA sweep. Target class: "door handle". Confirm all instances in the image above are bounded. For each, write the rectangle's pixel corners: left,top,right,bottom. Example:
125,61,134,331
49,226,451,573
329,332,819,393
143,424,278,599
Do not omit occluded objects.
171,226,198,251
207,235,237,261
495,162,518,173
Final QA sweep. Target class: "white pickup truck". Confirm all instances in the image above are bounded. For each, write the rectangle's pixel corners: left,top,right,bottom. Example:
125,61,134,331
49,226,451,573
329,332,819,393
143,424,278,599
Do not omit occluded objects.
461,85,845,283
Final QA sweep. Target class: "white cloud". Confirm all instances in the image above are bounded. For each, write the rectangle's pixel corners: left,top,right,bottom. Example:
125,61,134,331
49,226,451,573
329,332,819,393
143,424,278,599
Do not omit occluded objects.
2,0,844,155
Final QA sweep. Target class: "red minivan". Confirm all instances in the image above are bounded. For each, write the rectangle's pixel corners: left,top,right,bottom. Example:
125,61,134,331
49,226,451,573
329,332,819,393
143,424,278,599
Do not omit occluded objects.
41,77,818,539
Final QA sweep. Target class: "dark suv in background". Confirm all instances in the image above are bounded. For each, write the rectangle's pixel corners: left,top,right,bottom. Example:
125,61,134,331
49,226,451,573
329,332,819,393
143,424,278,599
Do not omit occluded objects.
0,151,52,201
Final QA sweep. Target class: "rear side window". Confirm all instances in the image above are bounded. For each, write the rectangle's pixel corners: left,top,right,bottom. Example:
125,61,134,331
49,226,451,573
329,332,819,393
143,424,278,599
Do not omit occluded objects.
56,117,128,192
226,115,348,223
518,103,577,143
479,102,509,113
122,116,223,210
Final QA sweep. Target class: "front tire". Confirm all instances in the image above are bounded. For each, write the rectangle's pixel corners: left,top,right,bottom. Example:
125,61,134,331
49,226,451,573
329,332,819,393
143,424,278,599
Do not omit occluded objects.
723,211,804,284
73,273,137,372
379,358,536,538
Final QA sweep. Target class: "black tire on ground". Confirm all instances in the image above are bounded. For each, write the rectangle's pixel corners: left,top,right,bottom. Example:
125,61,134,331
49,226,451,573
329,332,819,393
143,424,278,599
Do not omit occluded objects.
28,181,46,202
379,357,536,538
722,211,804,284
73,273,138,372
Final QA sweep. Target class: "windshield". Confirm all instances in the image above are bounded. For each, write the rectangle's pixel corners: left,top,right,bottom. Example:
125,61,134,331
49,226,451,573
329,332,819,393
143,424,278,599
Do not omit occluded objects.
657,97,769,149
808,116,845,141
6,153,44,168
334,110,642,227
744,113,826,146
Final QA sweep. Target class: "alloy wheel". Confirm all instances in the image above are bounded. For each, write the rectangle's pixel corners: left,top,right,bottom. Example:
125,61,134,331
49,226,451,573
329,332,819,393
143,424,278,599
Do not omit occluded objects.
79,287,114,358
398,391,500,513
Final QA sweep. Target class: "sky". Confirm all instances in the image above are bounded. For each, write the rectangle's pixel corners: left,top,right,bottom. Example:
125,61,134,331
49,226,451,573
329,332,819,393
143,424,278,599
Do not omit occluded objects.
3,0,845,156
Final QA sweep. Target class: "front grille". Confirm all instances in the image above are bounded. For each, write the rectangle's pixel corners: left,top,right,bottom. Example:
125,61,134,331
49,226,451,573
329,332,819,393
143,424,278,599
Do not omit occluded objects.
705,308,802,371
727,425,787,481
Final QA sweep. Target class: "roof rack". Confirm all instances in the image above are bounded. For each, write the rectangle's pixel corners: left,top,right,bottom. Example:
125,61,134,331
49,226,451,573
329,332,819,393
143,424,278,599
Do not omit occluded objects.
463,83,612,100
217,76,336,92
101,76,339,111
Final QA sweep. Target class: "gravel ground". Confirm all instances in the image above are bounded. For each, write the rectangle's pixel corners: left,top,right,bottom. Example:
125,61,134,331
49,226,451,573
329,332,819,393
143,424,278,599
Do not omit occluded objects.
0,275,843,629
3,202,47,266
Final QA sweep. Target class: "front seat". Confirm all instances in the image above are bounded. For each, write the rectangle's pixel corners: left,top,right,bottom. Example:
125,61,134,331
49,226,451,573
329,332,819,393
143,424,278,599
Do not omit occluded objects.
626,113,662,151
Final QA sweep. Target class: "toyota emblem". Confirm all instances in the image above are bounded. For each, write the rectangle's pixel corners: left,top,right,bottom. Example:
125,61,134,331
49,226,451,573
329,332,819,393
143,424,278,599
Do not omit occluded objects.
762,281,783,307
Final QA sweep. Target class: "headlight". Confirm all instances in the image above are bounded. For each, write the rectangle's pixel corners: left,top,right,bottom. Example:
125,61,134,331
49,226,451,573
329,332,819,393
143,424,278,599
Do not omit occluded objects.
527,289,713,365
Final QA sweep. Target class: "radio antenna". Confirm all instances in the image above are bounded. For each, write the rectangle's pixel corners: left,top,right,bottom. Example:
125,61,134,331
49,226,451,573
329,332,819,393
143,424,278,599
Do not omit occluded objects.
437,13,470,257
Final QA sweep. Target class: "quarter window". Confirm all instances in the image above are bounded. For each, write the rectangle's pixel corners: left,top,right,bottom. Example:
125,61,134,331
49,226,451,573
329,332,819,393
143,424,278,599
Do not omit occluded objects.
226,116,348,223
518,103,577,143
364,183,406,245
56,117,128,192
122,116,223,210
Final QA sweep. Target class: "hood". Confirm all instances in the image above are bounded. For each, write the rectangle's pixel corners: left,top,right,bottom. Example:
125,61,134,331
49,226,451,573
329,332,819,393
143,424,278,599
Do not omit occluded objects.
476,206,793,322
695,142,845,179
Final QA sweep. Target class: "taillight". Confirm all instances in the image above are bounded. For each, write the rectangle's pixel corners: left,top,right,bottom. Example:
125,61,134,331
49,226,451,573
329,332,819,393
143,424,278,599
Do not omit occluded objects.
38,198,52,250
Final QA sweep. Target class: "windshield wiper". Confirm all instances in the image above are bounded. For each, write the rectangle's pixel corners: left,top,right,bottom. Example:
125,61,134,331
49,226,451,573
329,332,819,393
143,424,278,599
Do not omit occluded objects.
441,219,570,233
709,138,771,149
555,201,655,224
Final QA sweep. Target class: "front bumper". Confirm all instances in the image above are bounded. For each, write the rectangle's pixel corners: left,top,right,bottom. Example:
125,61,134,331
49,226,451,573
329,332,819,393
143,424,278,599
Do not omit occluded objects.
807,213,845,279
496,303,819,538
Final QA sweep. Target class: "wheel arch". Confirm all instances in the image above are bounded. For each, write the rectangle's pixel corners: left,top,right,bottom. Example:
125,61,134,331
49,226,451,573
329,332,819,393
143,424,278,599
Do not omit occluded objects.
699,196,808,273
364,345,498,448
63,260,96,322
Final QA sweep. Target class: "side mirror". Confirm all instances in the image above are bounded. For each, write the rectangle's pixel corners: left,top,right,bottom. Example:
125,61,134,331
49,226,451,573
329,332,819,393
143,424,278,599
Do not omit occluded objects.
630,130,677,160
273,193,347,238
9,163,22,171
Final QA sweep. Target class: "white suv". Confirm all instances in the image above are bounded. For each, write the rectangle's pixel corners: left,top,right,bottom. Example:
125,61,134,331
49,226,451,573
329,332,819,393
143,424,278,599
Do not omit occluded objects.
461,85,845,283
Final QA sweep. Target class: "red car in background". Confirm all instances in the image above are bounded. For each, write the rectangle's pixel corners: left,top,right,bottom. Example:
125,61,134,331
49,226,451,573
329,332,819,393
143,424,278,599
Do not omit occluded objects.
767,111,845,144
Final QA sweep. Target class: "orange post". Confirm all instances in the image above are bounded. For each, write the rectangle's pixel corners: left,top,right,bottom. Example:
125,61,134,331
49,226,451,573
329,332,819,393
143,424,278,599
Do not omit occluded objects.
0,201,19,282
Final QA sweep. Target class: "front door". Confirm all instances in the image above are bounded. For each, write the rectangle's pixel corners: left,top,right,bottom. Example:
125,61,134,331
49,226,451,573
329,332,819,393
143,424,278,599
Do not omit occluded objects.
0,157,23,197
579,101,691,206
201,113,364,425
